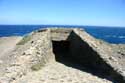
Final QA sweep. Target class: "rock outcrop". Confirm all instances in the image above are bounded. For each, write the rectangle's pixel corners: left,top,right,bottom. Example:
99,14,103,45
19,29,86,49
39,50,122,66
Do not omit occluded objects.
0,28,125,83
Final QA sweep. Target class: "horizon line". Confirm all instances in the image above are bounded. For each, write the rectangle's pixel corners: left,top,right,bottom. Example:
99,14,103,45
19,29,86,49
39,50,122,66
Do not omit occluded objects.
0,24,125,28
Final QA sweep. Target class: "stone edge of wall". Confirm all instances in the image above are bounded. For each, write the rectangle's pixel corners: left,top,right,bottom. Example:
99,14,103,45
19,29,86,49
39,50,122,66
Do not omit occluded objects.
73,28,125,79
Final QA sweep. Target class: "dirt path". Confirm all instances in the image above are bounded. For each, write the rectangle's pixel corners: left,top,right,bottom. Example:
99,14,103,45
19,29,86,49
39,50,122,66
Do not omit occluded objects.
0,36,22,63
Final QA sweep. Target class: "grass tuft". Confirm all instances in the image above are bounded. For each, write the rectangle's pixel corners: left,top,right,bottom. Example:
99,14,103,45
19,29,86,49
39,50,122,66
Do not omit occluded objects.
17,35,32,45
31,63,44,71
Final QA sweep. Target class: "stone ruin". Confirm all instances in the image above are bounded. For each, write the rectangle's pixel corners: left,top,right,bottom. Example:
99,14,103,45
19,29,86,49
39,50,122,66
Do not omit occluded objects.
0,28,125,83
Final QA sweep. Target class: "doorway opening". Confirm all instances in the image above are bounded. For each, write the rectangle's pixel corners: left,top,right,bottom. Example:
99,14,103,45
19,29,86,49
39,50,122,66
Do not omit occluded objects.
52,40,71,63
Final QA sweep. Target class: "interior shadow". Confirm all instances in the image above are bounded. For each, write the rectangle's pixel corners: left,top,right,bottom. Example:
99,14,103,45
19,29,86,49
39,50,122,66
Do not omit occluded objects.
52,31,125,83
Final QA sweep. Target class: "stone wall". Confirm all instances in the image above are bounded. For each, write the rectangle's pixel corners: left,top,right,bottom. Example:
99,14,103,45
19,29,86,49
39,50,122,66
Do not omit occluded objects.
49,28,125,82
51,28,72,41
68,30,124,82
0,28,125,83
73,29,125,80
0,29,54,82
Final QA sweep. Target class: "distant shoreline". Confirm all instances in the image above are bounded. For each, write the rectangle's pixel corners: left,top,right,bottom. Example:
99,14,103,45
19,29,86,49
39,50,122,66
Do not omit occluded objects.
0,25,125,44
0,24,125,28
0,35,23,38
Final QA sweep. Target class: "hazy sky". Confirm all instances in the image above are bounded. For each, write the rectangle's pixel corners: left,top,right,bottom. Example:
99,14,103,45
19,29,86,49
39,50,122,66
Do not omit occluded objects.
0,0,125,26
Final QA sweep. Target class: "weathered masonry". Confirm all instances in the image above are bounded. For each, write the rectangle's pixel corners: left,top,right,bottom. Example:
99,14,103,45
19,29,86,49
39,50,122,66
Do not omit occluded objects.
1,28,125,83
50,28,125,83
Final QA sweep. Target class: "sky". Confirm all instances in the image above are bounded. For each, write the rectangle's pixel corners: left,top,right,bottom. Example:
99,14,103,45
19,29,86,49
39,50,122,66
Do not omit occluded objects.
0,0,125,26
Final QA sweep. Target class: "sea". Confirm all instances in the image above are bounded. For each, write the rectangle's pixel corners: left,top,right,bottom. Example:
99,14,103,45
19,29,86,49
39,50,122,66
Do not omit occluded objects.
0,25,125,44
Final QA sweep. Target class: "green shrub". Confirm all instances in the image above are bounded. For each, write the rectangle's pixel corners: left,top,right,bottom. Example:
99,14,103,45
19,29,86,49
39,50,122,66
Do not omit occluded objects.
17,35,31,45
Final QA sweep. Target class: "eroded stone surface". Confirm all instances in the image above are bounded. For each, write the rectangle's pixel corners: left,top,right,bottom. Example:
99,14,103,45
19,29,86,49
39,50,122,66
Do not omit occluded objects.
13,62,112,83
0,28,125,83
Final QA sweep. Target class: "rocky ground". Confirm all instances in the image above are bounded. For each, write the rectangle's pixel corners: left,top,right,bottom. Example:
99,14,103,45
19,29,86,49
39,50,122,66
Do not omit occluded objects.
111,44,125,54
0,36,22,63
12,62,112,83
0,36,113,83
0,36,22,77
110,44,125,71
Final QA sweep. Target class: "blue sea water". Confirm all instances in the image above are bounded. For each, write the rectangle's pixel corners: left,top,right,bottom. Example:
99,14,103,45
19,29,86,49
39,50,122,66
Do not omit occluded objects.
0,25,125,44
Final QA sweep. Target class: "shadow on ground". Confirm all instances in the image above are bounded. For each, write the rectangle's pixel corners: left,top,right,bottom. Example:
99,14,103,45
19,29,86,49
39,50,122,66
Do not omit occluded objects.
52,36,124,83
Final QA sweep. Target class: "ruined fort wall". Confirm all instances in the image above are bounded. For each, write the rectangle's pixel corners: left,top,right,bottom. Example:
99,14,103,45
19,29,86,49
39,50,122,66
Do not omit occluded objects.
0,28,125,83
0,29,54,82
72,29,125,82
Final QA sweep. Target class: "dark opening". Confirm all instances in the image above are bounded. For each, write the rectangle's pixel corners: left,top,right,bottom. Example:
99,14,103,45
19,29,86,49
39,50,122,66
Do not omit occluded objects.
52,41,70,54
52,41,71,63
52,32,125,83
